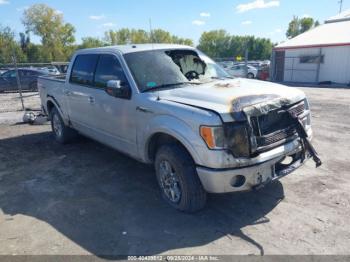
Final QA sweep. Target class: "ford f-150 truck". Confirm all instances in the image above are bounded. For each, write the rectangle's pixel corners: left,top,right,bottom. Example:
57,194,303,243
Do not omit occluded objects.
38,44,321,212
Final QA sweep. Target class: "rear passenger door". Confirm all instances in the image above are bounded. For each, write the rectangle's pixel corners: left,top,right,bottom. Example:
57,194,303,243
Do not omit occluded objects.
20,70,36,89
87,54,137,157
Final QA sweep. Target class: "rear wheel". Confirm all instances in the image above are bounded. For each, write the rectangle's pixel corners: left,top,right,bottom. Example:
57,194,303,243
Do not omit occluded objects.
247,72,254,79
50,107,77,144
155,144,207,212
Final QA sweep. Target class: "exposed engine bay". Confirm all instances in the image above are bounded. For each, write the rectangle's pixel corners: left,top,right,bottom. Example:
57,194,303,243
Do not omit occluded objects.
224,97,322,168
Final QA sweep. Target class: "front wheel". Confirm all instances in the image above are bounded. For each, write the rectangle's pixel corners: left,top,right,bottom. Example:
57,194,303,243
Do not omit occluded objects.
50,107,77,144
155,144,207,212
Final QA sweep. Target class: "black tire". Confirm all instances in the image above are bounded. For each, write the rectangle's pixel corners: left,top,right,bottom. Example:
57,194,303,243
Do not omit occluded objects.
247,72,254,79
155,144,207,212
50,107,77,144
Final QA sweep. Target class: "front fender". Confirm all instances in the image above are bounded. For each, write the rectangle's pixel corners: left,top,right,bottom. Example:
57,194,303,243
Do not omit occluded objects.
140,115,205,165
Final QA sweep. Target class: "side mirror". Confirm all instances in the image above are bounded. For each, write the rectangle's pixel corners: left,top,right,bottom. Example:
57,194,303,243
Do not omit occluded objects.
107,79,122,89
106,80,131,99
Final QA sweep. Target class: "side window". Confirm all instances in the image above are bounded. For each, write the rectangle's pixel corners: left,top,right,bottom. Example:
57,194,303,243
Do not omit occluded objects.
70,54,99,86
3,70,16,78
94,54,127,88
20,70,30,77
300,55,324,64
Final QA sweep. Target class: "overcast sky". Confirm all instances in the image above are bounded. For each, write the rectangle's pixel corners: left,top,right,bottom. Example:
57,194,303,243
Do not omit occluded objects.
1,0,349,45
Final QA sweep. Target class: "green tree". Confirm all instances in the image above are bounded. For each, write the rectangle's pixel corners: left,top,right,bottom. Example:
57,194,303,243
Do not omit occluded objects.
19,32,30,53
79,37,106,49
22,4,76,61
104,28,132,45
130,29,149,44
171,36,193,46
286,16,320,38
286,16,300,39
25,44,46,63
197,30,273,60
300,17,315,33
151,29,172,43
0,25,26,64
104,28,192,46
197,30,231,57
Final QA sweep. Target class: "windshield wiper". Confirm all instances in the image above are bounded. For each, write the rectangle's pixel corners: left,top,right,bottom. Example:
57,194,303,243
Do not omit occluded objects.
142,82,191,93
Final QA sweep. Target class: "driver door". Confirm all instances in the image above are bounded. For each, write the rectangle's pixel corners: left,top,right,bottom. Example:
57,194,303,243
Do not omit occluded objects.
85,54,137,157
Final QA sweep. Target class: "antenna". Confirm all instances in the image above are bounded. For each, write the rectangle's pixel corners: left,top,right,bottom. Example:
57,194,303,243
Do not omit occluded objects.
339,0,343,13
149,18,154,44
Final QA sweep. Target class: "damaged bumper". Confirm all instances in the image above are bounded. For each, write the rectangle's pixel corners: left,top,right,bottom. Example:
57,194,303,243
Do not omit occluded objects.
196,96,321,193
196,138,310,193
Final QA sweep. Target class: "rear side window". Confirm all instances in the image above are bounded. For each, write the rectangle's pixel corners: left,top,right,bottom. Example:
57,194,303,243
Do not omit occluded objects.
2,70,16,78
21,70,38,76
70,54,99,86
94,55,127,88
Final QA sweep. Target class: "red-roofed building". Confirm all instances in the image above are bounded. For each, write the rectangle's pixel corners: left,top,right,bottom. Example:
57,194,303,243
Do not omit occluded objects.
271,10,350,85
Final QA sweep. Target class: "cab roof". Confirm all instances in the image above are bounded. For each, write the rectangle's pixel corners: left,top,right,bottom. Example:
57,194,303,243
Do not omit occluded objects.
76,44,195,55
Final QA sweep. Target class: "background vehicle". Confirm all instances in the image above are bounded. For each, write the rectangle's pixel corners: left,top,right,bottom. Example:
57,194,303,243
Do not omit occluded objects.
217,61,234,69
40,66,61,75
257,64,270,81
39,44,317,212
0,69,47,92
0,68,11,75
225,64,258,78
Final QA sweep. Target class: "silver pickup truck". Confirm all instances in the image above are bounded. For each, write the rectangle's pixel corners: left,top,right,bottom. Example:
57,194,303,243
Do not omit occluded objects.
38,44,321,212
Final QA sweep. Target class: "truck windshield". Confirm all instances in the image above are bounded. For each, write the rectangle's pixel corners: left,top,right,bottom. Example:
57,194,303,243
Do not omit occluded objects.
124,49,230,92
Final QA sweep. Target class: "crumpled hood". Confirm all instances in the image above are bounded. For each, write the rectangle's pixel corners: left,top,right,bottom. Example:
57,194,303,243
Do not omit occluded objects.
160,78,306,122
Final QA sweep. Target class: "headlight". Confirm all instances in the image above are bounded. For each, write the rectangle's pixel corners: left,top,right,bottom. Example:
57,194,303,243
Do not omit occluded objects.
200,126,225,149
224,123,250,158
200,123,251,157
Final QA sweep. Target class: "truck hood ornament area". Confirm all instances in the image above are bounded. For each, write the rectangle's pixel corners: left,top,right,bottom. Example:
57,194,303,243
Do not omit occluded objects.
161,78,322,168
160,78,306,122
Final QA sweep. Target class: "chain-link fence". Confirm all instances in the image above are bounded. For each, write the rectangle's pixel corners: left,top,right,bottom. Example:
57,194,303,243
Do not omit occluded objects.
0,58,68,114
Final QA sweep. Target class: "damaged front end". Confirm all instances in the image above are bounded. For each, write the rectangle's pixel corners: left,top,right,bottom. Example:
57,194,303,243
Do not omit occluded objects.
223,96,321,169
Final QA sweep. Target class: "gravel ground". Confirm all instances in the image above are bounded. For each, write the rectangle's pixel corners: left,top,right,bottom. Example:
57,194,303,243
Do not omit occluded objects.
0,87,349,256
0,92,40,113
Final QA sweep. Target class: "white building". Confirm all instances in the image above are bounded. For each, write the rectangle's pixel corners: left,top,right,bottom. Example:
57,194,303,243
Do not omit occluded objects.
271,10,350,85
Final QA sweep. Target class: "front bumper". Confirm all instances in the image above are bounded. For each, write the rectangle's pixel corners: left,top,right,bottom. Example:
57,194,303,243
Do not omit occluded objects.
196,140,309,193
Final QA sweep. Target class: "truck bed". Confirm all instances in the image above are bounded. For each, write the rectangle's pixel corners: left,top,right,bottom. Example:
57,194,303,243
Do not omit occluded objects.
38,74,67,115
39,74,66,82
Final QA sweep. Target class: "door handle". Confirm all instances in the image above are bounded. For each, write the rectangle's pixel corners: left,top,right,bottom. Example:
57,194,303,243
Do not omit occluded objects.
136,106,153,113
64,90,72,96
88,96,95,104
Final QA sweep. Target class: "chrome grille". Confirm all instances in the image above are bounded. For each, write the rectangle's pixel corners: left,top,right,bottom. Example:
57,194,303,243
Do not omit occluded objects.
288,102,305,116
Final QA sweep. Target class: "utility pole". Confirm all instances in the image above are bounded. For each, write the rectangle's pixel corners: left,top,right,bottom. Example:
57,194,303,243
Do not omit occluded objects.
339,0,343,13
12,54,25,111
244,41,249,77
